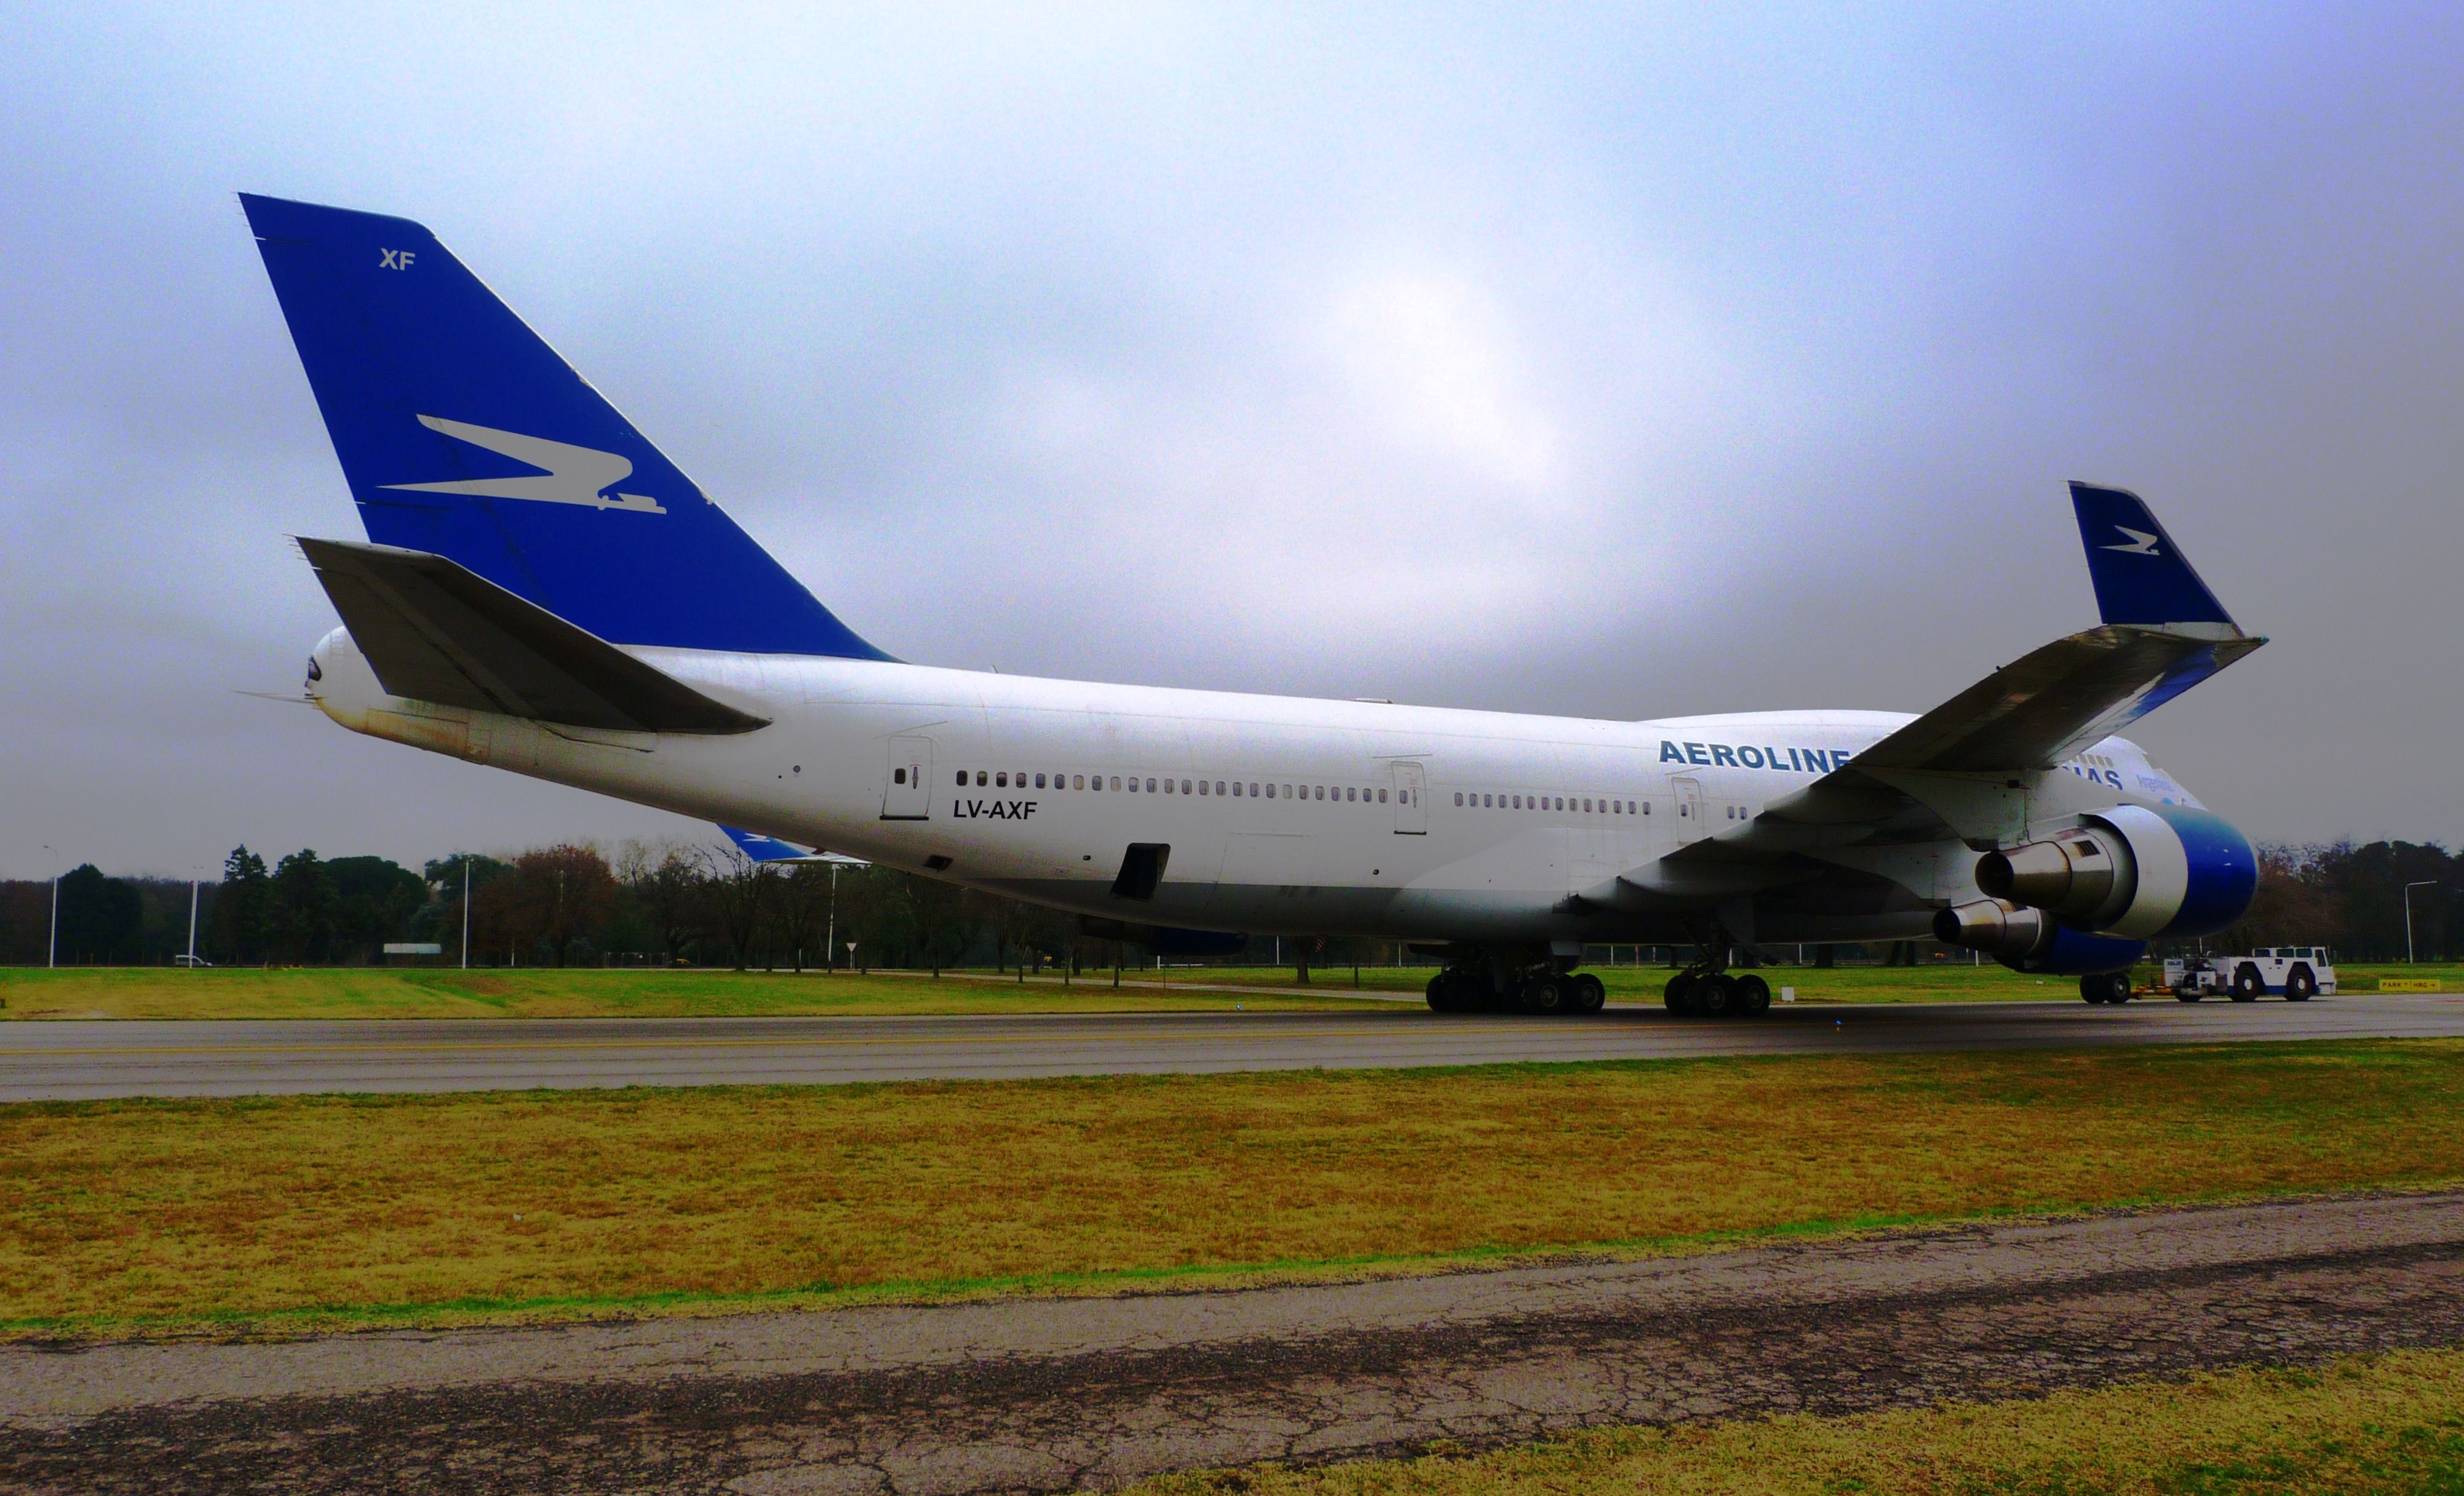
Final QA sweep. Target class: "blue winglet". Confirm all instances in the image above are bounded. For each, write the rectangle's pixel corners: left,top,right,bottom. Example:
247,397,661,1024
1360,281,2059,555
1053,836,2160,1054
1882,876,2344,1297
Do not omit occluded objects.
241,193,891,661
2069,483,2238,631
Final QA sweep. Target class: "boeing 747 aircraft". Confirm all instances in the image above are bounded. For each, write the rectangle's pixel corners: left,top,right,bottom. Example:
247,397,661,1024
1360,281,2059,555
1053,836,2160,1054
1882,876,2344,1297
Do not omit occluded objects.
244,194,2262,1016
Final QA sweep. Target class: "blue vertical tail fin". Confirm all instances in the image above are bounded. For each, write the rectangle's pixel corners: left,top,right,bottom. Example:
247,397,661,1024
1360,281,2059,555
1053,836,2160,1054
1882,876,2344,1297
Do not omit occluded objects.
241,193,888,659
2069,482,2240,634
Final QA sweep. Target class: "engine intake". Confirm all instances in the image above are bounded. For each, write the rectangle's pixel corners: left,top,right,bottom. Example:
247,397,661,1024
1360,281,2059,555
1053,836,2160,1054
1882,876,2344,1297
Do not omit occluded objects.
1971,803,2255,941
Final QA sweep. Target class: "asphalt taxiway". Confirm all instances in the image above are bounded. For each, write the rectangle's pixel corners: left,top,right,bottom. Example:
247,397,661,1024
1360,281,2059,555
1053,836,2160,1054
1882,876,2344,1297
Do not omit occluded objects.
4,993,2460,1101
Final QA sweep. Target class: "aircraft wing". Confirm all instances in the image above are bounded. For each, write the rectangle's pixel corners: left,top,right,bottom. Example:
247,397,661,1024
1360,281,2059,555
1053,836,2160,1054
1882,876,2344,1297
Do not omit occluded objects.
1660,482,2263,866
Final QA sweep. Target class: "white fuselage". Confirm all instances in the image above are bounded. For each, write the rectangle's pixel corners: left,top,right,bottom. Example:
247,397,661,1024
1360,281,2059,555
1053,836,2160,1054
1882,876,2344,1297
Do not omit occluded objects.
307,629,2205,949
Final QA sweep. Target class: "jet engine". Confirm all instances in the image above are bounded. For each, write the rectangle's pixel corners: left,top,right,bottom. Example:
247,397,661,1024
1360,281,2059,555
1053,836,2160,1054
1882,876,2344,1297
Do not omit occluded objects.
1932,899,2147,974
1936,804,2255,974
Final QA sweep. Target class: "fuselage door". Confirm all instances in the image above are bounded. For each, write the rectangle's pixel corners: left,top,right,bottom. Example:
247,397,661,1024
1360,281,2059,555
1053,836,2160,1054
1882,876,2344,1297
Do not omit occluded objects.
883,735,933,820
1672,776,1704,835
1390,762,1428,834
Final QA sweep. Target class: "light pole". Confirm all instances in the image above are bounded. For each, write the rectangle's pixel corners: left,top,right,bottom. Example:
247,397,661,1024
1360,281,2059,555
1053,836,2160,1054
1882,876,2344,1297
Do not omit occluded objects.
461,858,472,970
2404,880,2439,965
186,875,201,968
42,845,57,970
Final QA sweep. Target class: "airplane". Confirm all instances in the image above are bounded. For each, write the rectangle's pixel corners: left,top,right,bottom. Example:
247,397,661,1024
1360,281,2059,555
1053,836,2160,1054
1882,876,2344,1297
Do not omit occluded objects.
244,194,2262,1018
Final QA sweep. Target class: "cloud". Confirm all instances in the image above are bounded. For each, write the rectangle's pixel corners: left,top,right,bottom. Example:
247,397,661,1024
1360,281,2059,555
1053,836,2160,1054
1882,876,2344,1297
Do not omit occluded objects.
3,3,2463,874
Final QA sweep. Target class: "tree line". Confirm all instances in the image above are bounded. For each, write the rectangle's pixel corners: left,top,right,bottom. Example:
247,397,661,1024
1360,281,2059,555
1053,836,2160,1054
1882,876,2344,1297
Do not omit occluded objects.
6,835,2460,969
0,841,1156,973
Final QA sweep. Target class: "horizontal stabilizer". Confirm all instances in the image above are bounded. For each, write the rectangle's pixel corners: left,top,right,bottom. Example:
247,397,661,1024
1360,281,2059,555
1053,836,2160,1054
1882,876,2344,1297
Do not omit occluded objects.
1848,624,2262,774
719,826,864,865
300,538,768,734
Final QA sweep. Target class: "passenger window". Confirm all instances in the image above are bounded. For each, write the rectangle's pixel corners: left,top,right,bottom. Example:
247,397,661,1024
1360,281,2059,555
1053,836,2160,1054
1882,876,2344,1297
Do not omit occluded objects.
894,768,907,784
1315,786,1324,800
1345,787,1354,802
1074,775,1084,790
996,772,1007,788
977,771,988,787
1110,776,1120,790
1034,773,1045,789
955,770,968,786
1249,783,1259,797
1181,779,1192,795
1197,780,1207,796
1379,788,1388,802
1147,778,1157,792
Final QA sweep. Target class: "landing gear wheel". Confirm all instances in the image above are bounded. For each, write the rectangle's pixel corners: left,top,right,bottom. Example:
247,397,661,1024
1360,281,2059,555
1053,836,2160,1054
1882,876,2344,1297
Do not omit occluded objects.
1735,974,1771,1017
1425,973,1450,1013
2232,964,2264,1001
1696,973,1738,1019
1521,976,1569,1016
1573,973,1607,1015
2285,965,2316,1002
2081,975,2108,1005
1664,973,1698,1014
2106,973,2133,1005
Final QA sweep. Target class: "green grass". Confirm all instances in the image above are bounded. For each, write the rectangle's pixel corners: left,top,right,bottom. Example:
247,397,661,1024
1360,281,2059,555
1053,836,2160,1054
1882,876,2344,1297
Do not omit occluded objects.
1137,1349,2464,1496
0,965,1389,1021
5,1039,2462,1340
6,960,2449,1022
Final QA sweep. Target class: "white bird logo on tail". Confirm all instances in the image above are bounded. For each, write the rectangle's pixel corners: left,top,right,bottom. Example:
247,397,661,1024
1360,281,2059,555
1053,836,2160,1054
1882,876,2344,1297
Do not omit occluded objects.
381,415,667,514
2103,526,2161,555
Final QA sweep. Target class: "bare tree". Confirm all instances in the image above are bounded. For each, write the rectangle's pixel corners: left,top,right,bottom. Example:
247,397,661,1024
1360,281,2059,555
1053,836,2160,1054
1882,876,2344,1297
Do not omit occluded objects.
697,844,776,972
619,840,705,966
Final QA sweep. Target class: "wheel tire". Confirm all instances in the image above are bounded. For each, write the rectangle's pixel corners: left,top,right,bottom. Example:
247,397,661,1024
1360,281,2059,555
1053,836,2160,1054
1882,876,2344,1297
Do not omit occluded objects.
2080,974,2108,1005
1736,974,1771,1016
1522,976,1568,1016
1664,973,1698,1014
2286,965,2316,1003
2232,964,2264,1002
1425,973,1450,1013
1696,973,1738,1019
1574,973,1607,1014
2107,973,2133,1005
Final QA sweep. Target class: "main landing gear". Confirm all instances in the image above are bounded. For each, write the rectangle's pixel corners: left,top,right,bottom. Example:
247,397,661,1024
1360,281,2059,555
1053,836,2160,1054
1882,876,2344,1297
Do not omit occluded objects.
1663,968,1771,1019
1425,965,1607,1017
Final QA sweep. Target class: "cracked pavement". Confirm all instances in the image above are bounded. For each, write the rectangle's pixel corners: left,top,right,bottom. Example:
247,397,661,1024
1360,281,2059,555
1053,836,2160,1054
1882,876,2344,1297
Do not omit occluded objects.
4,1191,2462,1494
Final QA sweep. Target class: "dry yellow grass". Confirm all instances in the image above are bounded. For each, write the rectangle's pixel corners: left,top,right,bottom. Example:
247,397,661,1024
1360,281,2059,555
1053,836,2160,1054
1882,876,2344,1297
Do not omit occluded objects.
1139,1348,2464,1496
4,1041,2462,1338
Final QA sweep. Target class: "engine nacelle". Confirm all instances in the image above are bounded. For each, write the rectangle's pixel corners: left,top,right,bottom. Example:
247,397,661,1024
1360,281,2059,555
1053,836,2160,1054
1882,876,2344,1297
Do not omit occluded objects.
1933,899,2147,974
1972,804,2255,940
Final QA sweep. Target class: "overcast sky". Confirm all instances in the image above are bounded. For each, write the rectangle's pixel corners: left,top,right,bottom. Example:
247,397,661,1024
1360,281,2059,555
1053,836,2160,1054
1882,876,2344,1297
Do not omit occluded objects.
4,3,2461,880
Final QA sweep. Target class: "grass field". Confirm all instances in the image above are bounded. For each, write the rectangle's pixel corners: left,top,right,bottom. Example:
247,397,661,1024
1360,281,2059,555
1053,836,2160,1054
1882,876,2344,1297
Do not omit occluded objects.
6,960,2455,1022
4,1039,2461,1340
1141,1348,2464,1496
0,965,1389,1021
